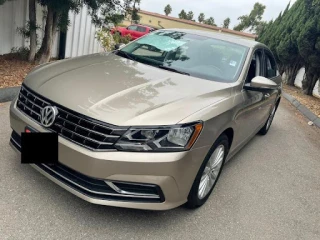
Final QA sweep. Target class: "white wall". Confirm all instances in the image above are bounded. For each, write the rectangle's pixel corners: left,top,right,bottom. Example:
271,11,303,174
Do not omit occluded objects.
0,0,102,58
65,6,102,58
0,0,29,54
293,67,320,98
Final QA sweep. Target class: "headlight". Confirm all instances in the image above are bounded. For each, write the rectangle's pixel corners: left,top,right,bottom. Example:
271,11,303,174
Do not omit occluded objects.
115,122,203,152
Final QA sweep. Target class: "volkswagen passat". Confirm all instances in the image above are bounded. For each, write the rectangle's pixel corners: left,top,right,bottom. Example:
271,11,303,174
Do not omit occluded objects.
9,29,281,210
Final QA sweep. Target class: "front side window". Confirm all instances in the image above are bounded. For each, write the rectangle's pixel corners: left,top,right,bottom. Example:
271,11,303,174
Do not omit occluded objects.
246,50,263,83
264,51,277,78
127,25,138,31
117,30,249,83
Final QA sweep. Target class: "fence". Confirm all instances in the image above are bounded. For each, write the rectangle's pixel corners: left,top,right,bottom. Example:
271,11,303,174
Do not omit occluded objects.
0,0,102,58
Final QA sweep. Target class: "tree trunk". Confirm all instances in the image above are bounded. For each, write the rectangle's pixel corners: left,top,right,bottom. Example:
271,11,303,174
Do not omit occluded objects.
51,12,59,47
278,64,285,76
286,61,302,86
302,67,319,95
37,31,47,58
39,8,54,64
28,0,37,62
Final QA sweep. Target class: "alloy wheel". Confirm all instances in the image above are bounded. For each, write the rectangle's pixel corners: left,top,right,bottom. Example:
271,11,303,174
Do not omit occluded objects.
198,145,225,199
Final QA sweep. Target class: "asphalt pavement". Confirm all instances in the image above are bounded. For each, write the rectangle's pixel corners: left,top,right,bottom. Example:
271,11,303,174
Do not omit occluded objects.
0,100,319,240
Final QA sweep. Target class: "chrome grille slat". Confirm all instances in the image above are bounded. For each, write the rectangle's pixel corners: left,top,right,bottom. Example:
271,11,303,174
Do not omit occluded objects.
22,87,50,105
16,85,127,151
19,92,44,110
57,107,123,133
56,116,119,139
17,100,41,117
54,123,113,146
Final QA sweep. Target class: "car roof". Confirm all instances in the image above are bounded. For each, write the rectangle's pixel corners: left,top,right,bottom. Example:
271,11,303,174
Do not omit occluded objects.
159,28,265,48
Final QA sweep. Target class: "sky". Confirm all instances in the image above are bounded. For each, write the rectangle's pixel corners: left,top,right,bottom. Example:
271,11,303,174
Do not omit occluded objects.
140,0,296,28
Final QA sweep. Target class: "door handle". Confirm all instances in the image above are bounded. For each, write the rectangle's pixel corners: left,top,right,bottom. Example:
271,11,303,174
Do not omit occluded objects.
264,93,270,98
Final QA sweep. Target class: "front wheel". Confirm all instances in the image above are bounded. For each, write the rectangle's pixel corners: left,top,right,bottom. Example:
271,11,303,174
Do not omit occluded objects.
259,103,277,135
186,134,229,209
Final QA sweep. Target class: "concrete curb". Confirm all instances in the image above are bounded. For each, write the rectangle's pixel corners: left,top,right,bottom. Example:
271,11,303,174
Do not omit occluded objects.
0,86,20,103
283,92,320,128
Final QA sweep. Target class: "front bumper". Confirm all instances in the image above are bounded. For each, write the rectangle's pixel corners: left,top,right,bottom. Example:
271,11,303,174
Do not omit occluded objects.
9,98,210,210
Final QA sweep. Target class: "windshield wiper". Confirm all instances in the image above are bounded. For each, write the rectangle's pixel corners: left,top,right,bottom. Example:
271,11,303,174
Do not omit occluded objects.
158,65,190,76
116,50,135,61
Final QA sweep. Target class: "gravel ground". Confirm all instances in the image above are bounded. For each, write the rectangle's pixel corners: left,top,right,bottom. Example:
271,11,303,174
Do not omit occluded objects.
284,85,320,118
0,54,37,89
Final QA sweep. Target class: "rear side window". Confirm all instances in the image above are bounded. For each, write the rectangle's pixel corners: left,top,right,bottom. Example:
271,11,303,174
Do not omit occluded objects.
137,26,147,32
264,51,277,78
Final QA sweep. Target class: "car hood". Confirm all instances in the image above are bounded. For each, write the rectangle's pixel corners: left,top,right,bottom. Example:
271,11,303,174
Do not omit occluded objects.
24,53,232,126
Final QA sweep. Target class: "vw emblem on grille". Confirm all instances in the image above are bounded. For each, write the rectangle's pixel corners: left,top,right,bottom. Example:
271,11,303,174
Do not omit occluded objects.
40,106,58,127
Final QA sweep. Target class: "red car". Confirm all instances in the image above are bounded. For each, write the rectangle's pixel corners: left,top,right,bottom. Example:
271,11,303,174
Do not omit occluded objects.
111,24,155,40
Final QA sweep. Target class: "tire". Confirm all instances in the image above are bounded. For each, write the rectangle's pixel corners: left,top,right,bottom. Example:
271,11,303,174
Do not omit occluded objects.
258,102,278,135
186,134,229,209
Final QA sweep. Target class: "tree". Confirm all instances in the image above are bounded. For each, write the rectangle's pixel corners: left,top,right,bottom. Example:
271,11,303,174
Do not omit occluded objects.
297,0,320,95
37,0,139,64
258,0,320,95
37,0,78,64
233,2,266,33
222,17,230,28
28,0,37,62
198,13,205,23
261,1,303,86
178,9,187,19
186,11,194,21
164,4,172,16
131,0,141,22
255,20,268,36
0,0,13,4
204,17,216,26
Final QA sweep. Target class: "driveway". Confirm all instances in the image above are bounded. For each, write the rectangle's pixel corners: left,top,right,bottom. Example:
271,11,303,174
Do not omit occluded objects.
0,100,319,240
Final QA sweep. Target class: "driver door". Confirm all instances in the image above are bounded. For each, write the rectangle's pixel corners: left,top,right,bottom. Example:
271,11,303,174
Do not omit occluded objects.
235,49,269,144
262,49,281,115
126,25,139,39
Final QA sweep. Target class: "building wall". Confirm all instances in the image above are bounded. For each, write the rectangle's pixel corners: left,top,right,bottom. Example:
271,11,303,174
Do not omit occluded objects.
122,12,255,41
0,0,102,58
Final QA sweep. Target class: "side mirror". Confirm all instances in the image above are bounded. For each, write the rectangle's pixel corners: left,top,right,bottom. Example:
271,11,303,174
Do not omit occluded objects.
114,43,125,50
244,76,277,92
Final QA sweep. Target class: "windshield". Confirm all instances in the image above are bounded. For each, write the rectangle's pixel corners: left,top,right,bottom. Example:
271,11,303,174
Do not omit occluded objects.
117,30,249,82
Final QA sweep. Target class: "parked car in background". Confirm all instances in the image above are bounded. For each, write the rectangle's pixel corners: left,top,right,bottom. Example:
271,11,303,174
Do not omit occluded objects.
10,29,282,210
111,24,155,40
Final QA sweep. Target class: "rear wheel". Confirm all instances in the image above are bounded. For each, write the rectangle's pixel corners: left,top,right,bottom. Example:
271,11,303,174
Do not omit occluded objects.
186,134,229,208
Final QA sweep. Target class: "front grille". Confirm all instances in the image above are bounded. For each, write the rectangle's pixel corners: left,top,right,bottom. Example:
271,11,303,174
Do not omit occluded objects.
16,85,128,151
10,131,164,203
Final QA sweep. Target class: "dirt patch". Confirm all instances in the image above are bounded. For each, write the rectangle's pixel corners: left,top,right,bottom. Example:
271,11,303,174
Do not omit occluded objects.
284,85,320,118
0,53,37,89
